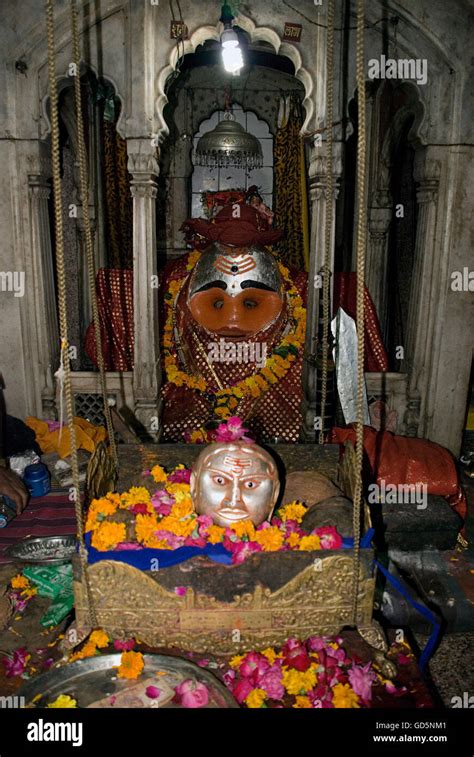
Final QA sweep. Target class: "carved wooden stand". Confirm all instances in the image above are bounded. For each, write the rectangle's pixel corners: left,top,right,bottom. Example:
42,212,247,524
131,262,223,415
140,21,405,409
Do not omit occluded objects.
75,442,395,675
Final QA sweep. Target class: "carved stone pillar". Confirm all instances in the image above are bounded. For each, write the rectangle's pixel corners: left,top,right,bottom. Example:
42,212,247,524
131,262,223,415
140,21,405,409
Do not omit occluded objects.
366,207,392,338
127,139,161,437
27,145,59,418
301,146,342,441
404,153,441,438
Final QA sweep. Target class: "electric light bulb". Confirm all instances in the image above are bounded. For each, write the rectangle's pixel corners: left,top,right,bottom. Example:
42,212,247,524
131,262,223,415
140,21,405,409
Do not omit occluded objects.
221,28,243,74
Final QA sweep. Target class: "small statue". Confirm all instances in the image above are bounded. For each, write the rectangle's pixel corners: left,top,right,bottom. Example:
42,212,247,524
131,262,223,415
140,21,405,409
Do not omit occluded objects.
190,441,280,528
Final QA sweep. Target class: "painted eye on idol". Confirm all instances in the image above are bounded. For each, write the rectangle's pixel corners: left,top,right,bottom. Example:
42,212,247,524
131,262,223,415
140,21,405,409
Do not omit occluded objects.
213,475,226,486
213,299,224,310
243,299,258,309
244,480,259,489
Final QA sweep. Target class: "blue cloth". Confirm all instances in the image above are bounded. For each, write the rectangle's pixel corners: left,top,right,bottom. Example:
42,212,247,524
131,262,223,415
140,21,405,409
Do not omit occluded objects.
374,559,440,671
85,527,374,569
84,531,233,568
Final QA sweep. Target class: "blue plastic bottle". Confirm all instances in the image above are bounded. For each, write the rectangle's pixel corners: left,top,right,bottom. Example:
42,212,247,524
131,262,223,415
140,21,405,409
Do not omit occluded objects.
23,463,51,497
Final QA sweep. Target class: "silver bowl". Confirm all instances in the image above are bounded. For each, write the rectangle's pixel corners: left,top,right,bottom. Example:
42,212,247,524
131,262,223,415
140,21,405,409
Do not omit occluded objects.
19,653,238,708
5,535,77,565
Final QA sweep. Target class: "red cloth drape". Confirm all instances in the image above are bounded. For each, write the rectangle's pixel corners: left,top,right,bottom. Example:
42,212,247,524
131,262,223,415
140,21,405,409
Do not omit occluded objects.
329,425,466,524
84,269,133,371
333,272,389,372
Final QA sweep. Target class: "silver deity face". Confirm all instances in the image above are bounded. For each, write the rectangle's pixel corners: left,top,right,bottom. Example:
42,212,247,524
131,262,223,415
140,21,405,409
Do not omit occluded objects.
190,442,280,528
188,243,283,299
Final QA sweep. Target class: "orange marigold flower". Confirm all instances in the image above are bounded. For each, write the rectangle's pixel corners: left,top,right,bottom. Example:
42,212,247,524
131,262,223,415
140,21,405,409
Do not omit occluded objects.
166,482,191,503
91,521,126,551
286,532,301,549
117,650,145,680
282,667,317,695
69,640,98,662
255,526,285,552
299,535,321,551
278,501,307,523
229,520,256,540
244,688,267,708
293,695,312,708
260,648,278,665
170,499,194,519
135,514,160,545
332,683,360,709
151,465,167,484
11,575,29,590
89,629,110,649
207,525,226,544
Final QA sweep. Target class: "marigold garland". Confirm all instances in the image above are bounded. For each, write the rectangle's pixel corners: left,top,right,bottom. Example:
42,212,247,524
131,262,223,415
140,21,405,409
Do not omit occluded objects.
85,464,344,561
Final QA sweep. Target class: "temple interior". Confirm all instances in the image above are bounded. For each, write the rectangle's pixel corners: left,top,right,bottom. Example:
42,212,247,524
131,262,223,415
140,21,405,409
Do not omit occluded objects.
0,0,472,733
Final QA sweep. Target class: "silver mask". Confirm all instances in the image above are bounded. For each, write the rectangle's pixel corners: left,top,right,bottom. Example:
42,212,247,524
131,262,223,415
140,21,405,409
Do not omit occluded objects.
188,243,283,299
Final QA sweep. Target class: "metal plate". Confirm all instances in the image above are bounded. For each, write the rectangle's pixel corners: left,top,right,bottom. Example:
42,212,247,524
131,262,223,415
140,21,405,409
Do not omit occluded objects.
5,535,77,565
19,653,238,708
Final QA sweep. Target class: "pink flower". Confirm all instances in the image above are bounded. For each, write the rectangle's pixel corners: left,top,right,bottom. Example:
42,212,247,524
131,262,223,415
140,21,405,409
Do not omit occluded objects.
168,468,191,484
397,653,411,665
197,659,209,668
174,586,187,596
232,677,254,703
184,536,207,548
259,663,285,700
130,503,150,514
43,657,54,670
223,669,236,688
306,636,326,652
154,530,184,549
348,662,375,703
151,490,174,514
116,542,143,551
312,526,343,550
284,520,303,535
145,685,161,699
326,644,346,663
282,638,311,671
113,639,135,651
197,514,214,537
215,416,253,443
3,647,29,677
174,679,209,708
239,652,270,680
230,541,262,565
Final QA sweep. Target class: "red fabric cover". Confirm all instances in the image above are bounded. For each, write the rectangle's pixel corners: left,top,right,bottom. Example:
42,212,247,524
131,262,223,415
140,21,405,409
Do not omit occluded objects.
329,425,466,523
84,268,134,371
181,204,283,247
333,273,389,372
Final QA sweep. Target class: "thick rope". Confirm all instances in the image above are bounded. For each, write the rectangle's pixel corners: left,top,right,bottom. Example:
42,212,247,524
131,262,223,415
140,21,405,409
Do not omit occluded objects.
70,0,118,470
351,0,366,625
46,0,97,628
318,0,335,445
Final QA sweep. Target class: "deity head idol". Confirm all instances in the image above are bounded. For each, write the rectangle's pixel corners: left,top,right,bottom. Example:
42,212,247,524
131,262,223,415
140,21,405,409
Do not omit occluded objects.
190,441,280,528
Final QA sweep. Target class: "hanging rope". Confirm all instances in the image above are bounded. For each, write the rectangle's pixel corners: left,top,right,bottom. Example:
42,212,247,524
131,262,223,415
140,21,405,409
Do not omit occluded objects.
318,0,335,445
70,0,118,470
46,0,97,627
351,0,367,625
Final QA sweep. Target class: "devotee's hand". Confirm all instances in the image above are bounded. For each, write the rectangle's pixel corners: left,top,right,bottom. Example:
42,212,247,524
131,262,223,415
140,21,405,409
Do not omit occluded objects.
0,467,28,514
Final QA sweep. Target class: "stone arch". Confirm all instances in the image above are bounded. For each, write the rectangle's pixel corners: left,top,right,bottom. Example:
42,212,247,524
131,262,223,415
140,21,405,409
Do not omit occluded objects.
155,15,317,143
39,63,126,141
376,82,426,202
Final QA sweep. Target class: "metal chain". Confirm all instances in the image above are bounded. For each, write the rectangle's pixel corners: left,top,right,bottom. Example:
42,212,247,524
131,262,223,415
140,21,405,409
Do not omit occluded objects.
351,0,367,626
70,0,118,470
318,0,335,445
46,0,98,628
